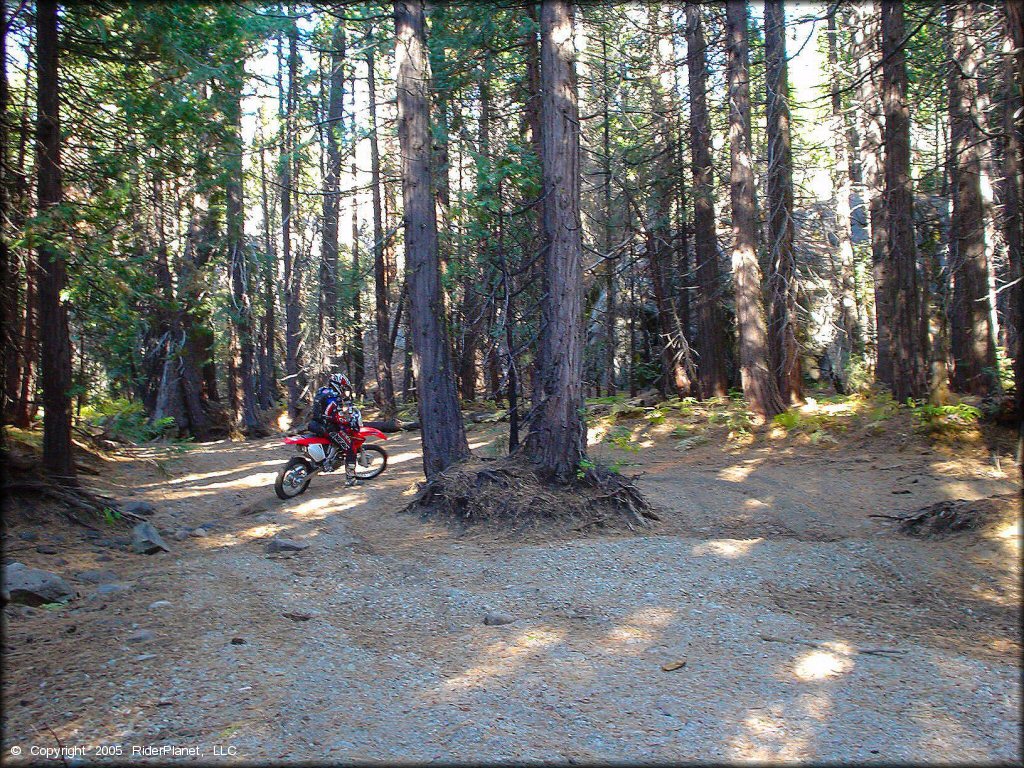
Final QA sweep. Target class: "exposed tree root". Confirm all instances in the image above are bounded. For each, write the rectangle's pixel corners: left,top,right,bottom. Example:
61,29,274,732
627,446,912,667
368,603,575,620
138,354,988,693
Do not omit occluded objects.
871,494,1020,538
402,454,660,535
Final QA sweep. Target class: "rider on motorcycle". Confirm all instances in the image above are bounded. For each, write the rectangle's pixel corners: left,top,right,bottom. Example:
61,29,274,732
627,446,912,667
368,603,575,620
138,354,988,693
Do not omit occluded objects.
309,372,362,485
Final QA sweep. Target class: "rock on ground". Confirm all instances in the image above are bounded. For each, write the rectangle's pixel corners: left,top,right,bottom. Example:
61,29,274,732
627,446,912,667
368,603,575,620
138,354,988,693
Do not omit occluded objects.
2,562,76,606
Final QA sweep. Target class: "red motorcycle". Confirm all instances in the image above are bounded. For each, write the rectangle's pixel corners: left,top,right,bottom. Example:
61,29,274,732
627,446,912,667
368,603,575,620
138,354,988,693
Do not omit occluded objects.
275,425,389,499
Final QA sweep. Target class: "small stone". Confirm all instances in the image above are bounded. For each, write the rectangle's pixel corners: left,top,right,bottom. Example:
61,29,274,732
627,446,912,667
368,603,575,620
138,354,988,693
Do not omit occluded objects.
18,531,39,542
35,545,59,555
132,522,170,554
148,600,172,610
75,569,119,584
265,538,309,553
127,630,154,644
483,612,514,626
189,528,209,538
230,637,246,645
123,501,156,516
173,529,190,541
95,554,113,563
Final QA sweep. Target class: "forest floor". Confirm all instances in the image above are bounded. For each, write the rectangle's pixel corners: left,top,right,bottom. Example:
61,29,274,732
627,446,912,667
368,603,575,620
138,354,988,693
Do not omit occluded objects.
2,394,1022,764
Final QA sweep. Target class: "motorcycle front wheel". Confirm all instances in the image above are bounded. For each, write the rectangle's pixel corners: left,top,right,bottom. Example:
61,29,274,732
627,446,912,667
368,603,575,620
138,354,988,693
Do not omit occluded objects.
275,457,314,499
353,445,387,480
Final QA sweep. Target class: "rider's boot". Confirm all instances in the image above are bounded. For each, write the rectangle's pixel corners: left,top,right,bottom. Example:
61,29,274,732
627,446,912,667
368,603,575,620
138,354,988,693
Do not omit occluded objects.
344,463,361,487
324,445,338,471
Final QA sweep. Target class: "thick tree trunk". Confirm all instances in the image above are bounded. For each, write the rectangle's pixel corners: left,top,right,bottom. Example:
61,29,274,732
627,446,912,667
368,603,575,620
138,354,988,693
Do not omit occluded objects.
764,0,802,406
947,2,998,395
1002,0,1023,406
725,0,785,421
524,0,588,481
394,0,470,479
258,142,278,410
853,1,892,384
367,32,397,422
35,0,74,480
881,0,927,401
685,4,729,399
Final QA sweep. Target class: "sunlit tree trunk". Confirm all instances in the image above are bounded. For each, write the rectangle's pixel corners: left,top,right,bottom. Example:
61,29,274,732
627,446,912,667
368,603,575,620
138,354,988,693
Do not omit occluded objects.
282,20,302,418
852,1,891,384
765,0,802,406
321,21,344,378
726,0,784,421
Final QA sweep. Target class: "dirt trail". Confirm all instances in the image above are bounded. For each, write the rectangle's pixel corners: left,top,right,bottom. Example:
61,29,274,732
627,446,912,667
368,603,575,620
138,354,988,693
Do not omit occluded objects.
2,422,1021,764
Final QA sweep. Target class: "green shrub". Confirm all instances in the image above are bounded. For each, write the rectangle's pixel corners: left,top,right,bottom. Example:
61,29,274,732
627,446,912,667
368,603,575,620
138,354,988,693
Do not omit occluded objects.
80,398,177,443
907,399,981,436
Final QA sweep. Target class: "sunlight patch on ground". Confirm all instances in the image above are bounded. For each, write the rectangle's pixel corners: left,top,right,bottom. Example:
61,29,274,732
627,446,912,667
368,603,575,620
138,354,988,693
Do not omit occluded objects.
385,450,422,467
792,643,854,681
600,607,676,655
284,494,364,520
729,702,810,762
691,538,762,559
237,523,287,540
160,472,279,500
717,460,763,483
163,460,280,486
440,626,564,691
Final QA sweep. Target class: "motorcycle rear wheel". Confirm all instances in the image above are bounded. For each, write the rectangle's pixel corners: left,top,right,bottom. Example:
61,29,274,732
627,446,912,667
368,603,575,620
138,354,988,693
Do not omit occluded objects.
275,457,314,499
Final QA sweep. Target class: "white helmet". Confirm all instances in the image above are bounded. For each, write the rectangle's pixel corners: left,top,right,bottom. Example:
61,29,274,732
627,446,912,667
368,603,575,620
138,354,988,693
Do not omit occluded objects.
329,372,352,394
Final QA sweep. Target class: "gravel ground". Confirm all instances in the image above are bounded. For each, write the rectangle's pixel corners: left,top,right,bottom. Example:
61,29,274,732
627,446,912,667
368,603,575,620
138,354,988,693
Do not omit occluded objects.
2,424,1020,764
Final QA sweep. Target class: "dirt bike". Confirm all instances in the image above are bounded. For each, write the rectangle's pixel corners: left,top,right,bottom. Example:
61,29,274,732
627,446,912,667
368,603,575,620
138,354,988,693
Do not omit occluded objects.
274,426,389,500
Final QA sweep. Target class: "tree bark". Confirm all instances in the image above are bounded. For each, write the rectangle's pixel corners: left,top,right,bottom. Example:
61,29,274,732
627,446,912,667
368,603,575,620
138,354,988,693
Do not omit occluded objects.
321,21,345,378
726,0,785,421
685,3,729,399
283,20,302,418
881,0,927,401
367,29,397,422
764,0,802,405
947,1,998,395
827,9,865,376
226,67,260,432
1002,0,1023,407
524,0,588,481
852,1,891,384
35,0,74,479
394,0,470,479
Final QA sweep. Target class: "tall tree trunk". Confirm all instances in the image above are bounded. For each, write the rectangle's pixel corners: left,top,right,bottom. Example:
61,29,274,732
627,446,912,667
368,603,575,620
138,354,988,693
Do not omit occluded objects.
725,0,784,421
948,1,998,395
827,8,865,380
321,21,345,377
853,1,891,384
226,70,260,433
524,0,588,481
685,3,729,399
646,5,695,399
0,0,12,428
599,26,616,396
367,31,397,422
1002,1,1023,385
881,0,927,400
394,0,469,479
258,139,278,410
283,21,301,418
764,0,802,405
35,0,74,479
1003,0,1023,473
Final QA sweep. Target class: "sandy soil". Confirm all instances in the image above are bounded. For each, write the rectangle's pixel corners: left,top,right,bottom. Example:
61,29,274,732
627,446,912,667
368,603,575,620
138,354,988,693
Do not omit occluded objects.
2,410,1021,764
